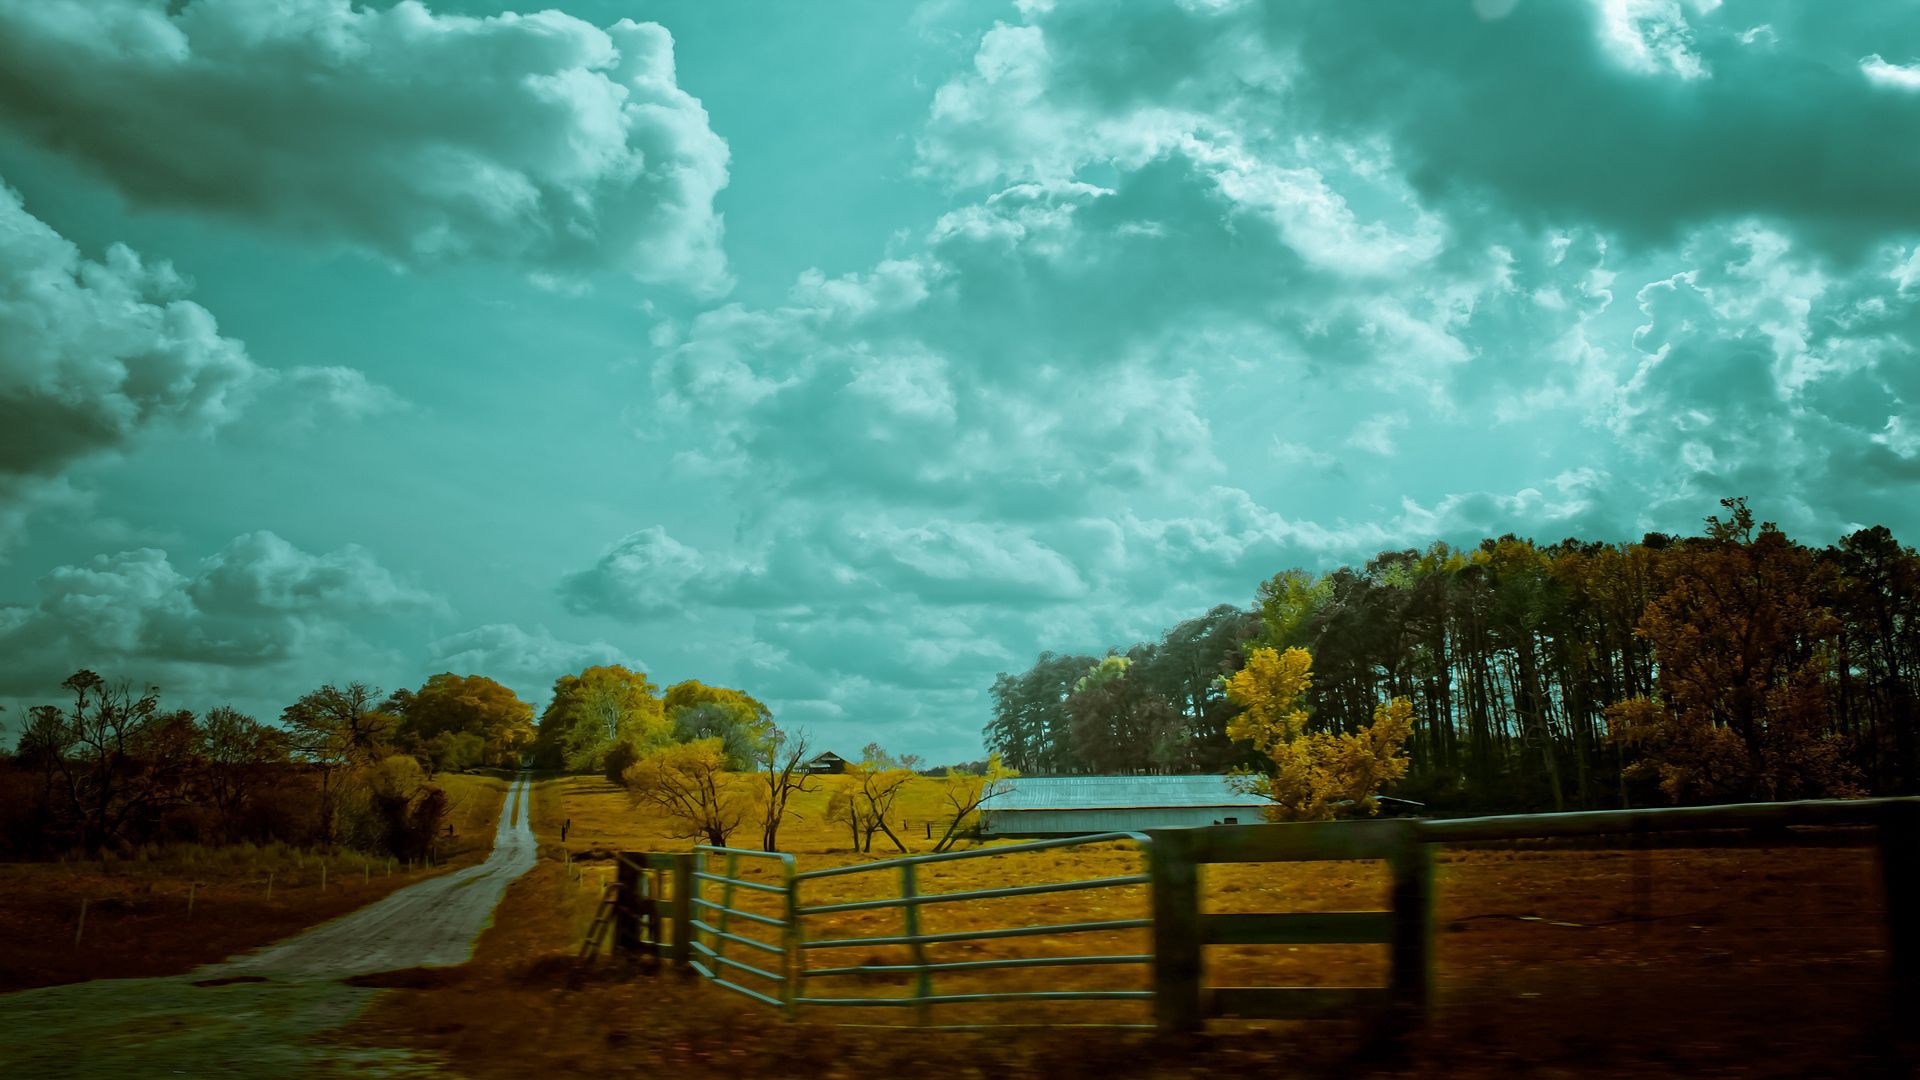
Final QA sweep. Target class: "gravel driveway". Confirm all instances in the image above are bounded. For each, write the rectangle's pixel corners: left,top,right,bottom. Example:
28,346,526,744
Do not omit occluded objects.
0,775,537,1079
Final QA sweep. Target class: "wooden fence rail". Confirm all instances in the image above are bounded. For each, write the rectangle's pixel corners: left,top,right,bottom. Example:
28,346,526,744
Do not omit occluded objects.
605,795,1920,1034
1147,818,1429,1033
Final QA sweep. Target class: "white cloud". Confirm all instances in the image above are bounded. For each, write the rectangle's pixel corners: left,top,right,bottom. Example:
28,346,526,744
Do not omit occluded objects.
0,531,438,696
426,623,636,702
557,1,1920,765
189,531,437,616
1862,54,1920,91
1345,414,1409,456
0,0,732,291
0,181,258,484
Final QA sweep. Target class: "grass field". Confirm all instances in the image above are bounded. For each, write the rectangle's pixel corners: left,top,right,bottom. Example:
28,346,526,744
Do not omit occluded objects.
0,772,511,992
341,776,1904,1068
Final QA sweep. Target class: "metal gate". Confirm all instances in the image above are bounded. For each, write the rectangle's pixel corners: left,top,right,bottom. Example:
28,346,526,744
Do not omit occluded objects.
687,845,799,1011
790,832,1155,1026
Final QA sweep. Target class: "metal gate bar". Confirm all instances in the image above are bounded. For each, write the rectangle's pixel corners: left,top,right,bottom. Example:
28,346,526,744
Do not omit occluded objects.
792,831,1153,1017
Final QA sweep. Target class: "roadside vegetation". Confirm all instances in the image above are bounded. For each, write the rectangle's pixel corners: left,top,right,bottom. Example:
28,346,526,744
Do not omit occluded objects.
0,667,533,991
0,773,506,991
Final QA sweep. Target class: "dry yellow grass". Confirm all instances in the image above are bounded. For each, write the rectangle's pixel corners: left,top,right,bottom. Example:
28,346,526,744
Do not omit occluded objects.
335,773,1917,1078
549,773,1902,1046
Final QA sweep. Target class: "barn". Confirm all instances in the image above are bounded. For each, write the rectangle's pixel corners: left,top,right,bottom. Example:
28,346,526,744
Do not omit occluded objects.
978,775,1269,837
804,751,849,775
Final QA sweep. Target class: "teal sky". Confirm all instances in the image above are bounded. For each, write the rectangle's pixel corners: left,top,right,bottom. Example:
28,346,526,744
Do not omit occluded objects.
3,0,1918,763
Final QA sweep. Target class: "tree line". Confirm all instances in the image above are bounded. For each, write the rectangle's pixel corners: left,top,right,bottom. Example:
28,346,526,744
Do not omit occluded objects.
0,659,825,859
986,498,1920,812
0,669,546,859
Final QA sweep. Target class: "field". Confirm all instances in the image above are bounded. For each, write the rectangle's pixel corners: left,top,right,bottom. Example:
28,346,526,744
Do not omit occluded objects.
342,774,1915,1078
0,772,510,992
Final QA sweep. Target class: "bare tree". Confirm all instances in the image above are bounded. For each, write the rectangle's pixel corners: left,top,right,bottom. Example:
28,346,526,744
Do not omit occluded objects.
624,738,759,847
756,727,814,852
33,671,193,854
827,748,916,853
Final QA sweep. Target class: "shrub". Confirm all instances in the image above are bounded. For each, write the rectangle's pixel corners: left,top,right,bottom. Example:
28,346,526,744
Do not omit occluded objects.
603,739,641,786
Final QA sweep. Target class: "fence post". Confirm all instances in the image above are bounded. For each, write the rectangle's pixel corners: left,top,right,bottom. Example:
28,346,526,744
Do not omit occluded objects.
614,852,642,956
1882,801,1919,1006
1388,822,1433,1025
783,858,801,1018
1148,829,1202,1035
670,853,694,972
900,862,933,1025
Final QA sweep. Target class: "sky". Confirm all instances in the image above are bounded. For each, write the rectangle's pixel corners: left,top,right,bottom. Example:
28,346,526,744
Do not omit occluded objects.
2,0,1918,764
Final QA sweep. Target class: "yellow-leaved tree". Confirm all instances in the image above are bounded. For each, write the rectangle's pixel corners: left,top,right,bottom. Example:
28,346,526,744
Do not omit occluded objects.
623,738,760,847
930,753,1017,852
1224,646,1414,821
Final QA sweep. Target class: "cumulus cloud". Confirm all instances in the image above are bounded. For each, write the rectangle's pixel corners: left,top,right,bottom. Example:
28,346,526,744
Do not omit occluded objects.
265,367,409,428
426,623,635,698
560,526,714,619
0,180,257,486
563,516,1089,620
0,531,437,695
1606,223,1920,531
648,180,1246,518
0,0,731,291
560,2,1920,762
922,0,1920,254
189,531,436,616
0,179,410,552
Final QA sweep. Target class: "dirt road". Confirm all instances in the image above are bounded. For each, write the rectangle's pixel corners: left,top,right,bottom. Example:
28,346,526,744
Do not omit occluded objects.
0,775,538,1078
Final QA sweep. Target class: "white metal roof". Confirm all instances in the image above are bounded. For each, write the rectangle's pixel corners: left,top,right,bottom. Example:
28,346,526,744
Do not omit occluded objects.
985,775,1267,812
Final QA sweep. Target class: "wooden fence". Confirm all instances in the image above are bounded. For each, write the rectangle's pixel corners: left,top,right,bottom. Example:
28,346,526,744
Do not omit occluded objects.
611,851,691,966
1147,817,1429,1033
605,795,1920,1034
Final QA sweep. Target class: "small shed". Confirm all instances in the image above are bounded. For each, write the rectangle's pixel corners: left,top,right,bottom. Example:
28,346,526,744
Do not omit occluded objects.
979,775,1269,837
804,751,850,775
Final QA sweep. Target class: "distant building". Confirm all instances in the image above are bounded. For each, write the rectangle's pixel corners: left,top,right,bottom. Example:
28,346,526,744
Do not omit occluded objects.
979,775,1269,837
804,751,850,775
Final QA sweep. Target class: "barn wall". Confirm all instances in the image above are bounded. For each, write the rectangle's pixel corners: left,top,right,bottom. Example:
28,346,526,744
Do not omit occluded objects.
981,806,1259,836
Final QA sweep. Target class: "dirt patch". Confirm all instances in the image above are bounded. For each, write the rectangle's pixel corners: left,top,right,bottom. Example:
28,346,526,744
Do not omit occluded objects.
190,974,270,988
345,967,465,990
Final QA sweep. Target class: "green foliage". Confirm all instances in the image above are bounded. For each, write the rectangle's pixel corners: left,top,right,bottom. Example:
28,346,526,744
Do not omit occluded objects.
535,665,667,771
987,604,1259,776
1255,568,1331,650
419,730,486,776
389,673,534,769
669,700,771,771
